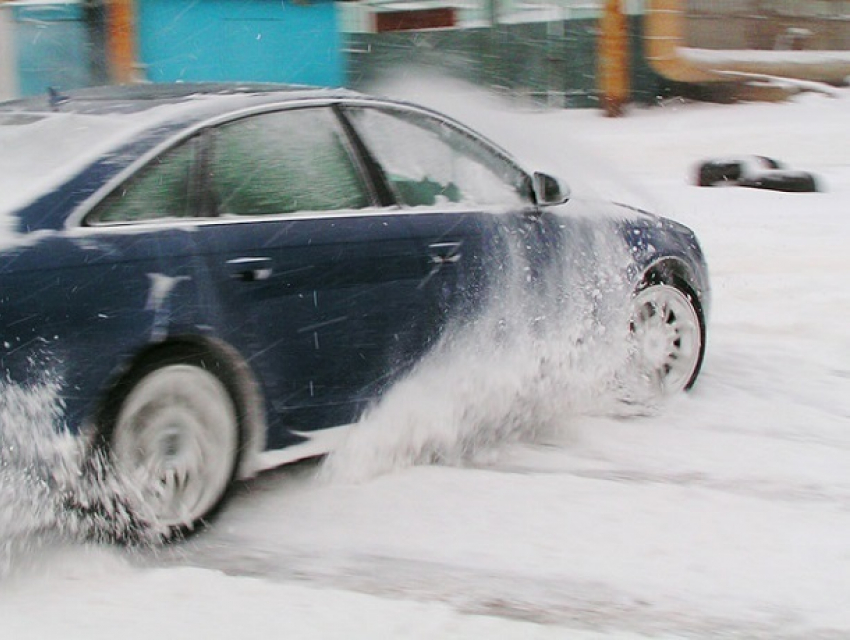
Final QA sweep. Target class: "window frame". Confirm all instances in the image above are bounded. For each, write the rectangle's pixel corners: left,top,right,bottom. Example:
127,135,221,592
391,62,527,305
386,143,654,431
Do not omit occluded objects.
201,104,381,220
82,103,386,228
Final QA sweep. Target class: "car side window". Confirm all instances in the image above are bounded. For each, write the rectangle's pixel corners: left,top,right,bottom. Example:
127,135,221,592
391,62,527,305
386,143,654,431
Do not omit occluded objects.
87,138,197,224
345,107,531,208
208,107,371,216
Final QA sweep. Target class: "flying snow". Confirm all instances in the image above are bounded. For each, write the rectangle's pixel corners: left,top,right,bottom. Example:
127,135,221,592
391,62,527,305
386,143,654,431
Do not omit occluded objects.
0,374,161,575
322,213,647,482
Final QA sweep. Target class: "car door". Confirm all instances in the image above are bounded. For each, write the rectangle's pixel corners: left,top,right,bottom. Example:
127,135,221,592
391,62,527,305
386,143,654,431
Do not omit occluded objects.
340,104,547,339
192,105,425,446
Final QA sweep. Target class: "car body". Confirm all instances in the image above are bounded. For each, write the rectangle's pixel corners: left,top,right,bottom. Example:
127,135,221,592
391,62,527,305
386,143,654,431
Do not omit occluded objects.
0,84,709,534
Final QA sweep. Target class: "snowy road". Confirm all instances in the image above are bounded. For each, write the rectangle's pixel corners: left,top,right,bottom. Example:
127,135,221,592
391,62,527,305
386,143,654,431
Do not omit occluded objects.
2,85,849,639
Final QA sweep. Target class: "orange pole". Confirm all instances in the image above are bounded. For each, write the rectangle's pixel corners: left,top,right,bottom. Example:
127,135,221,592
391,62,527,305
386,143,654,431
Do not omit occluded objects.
597,0,630,117
107,0,138,84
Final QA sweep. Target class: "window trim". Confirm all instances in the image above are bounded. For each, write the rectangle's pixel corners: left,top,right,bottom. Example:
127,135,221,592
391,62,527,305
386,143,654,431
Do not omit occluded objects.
74,101,387,229
201,104,381,219
67,96,539,231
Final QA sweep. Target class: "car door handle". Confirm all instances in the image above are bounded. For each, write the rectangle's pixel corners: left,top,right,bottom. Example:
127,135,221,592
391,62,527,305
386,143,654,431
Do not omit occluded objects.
428,241,462,265
226,257,273,282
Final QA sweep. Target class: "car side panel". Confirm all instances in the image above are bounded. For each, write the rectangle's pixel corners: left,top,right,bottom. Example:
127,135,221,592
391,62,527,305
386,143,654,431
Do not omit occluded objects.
0,228,204,433
192,213,428,448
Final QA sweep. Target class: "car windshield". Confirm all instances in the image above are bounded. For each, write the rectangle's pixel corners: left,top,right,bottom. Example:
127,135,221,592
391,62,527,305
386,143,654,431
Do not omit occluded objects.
0,111,140,216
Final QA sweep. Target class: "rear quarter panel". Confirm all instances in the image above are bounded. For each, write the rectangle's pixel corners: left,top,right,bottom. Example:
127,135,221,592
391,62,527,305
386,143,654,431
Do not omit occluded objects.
0,227,204,433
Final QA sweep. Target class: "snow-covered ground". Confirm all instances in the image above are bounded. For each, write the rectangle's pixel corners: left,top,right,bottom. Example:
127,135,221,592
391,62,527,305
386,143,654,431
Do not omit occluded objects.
2,83,849,639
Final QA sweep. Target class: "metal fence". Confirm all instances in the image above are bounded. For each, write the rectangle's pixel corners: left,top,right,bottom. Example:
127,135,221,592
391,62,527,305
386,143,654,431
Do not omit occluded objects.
343,3,661,107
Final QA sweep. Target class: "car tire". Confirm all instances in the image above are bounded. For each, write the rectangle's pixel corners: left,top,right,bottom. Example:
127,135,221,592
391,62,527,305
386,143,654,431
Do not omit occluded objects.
695,155,781,187
738,170,819,193
99,345,242,539
630,281,706,395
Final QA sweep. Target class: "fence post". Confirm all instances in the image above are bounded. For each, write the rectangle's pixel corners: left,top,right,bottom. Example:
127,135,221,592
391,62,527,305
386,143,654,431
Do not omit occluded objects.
106,0,138,83
598,0,630,116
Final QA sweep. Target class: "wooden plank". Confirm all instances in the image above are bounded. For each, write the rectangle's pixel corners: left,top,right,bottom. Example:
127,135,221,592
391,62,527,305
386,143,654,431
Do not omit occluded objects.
375,8,455,33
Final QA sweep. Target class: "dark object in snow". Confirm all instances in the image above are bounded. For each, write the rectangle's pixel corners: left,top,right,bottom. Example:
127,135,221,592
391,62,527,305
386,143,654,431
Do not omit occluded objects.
695,156,819,192
738,170,819,193
696,155,781,186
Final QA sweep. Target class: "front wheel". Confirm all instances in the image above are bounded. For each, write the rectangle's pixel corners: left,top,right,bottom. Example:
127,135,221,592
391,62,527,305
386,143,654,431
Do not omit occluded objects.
104,348,241,537
629,283,705,395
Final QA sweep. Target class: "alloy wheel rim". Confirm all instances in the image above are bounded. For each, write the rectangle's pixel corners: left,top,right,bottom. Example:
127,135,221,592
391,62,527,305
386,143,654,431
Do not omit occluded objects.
631,284,702,395
112,364,238,529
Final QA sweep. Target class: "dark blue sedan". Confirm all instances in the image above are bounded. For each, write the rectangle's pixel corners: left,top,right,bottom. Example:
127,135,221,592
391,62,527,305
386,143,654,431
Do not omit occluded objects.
0,84,709,535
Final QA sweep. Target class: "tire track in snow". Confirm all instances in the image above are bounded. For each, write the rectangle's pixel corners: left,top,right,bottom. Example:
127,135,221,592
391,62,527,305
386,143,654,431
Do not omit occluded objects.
474,464,850,510
163,544,844,640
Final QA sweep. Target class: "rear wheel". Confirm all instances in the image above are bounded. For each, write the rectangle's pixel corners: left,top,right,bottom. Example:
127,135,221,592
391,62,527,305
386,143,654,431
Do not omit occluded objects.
630,283,705,395
102,347,241,537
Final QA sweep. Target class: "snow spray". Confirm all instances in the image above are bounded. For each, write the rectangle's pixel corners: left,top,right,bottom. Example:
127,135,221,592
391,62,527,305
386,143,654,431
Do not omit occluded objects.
0,372,160,576
322,213,648,483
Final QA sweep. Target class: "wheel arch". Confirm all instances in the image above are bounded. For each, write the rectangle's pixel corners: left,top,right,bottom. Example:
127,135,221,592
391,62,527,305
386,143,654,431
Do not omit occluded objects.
635,258,708,392
94,335,267,481
639,257,705,308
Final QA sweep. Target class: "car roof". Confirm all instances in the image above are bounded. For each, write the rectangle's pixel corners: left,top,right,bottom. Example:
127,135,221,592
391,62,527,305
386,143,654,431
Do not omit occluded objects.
0,83,363,120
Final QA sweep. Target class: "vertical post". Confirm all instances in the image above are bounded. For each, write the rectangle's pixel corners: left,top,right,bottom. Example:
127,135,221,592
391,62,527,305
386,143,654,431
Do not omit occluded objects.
106,0,138,84
0,6,17,99
597,0,630,117
483,0,503,90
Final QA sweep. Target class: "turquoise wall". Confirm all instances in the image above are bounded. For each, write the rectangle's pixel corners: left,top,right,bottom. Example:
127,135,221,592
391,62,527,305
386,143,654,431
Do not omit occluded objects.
10,2,106,97
138,0,345,86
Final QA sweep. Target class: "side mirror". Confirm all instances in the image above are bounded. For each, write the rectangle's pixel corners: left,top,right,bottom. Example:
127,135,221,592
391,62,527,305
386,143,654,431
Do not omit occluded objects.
533,172,570,206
